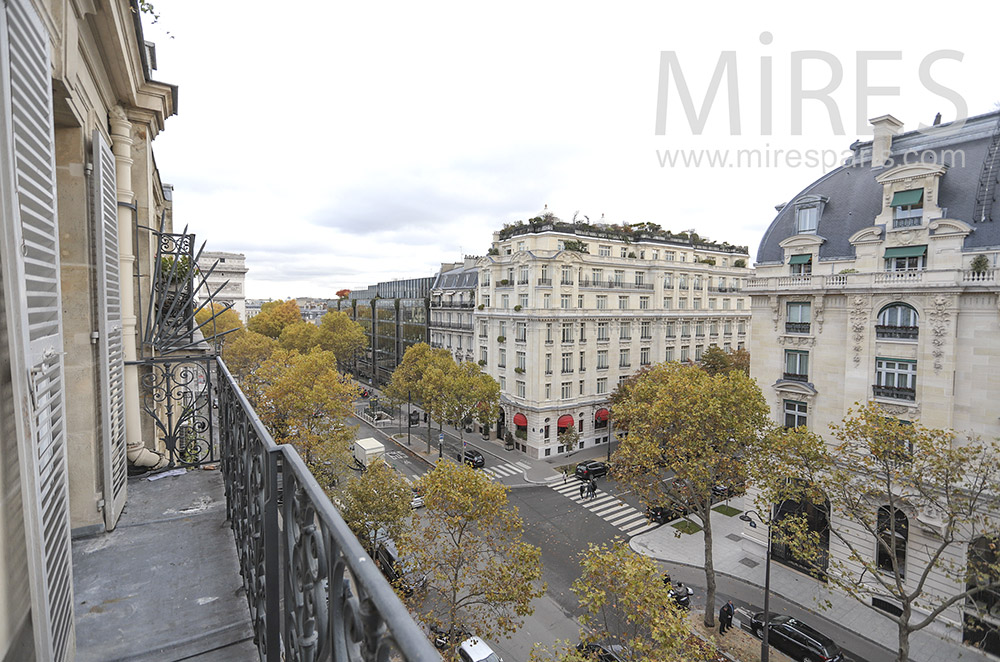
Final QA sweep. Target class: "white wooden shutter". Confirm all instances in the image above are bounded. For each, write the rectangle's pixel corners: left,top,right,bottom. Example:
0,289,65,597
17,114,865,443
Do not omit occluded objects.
0,0,75,659
93,128,127,531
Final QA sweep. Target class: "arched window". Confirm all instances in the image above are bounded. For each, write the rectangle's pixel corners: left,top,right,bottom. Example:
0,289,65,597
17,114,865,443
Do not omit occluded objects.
876,303,919,340
876,506,909,578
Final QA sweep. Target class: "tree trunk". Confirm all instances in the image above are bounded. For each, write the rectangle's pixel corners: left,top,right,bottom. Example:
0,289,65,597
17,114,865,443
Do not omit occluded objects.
897,610,911,662
426,415,432,454
702,498,717,629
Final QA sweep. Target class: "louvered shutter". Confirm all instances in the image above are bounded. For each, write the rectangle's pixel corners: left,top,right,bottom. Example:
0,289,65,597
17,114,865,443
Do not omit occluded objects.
93,129,127,531
0,0,75,659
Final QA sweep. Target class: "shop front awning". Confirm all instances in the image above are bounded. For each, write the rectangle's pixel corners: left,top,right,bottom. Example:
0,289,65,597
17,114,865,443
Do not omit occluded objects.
884,245,927,258
788,254,812,265
890,189,923,207
595,408,610,422
557,414,574,428
513,413,527,427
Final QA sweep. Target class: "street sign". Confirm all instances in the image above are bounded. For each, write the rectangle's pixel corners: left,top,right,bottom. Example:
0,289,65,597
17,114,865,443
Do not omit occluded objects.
438,432,444,443
463,439,467,448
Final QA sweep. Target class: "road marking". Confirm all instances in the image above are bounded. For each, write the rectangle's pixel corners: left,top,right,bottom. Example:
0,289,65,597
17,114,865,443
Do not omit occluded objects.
610,511,646,526
548,480,654,536
593,503,631,518
514,461,531,469
620,518,655,532
624,521,658,535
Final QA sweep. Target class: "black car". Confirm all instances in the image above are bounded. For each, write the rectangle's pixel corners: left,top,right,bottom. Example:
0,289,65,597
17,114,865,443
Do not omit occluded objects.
575,460,608,481
463,449,485,468
750,612,844,662
575,643,627,662
646,503,689,524
374,537,426,596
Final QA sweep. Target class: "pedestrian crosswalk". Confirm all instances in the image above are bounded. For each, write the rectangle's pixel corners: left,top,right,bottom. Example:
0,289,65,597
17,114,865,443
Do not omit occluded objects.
549,480,658,537
414,461,530,483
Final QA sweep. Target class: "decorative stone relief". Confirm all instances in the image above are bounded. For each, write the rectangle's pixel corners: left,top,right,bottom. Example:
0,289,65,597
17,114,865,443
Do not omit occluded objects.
778,335,816,348
849,295,870,366
927,295,952,374
769,295,780,332
879,402,921,420
814,296,825,334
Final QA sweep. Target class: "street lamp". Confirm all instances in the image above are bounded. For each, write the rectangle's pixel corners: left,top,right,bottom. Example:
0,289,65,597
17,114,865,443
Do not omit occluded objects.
406,389,412,446
739,509,773,662
606,414,613,462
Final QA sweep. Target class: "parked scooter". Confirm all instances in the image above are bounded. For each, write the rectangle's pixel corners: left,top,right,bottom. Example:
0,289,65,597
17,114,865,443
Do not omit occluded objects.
430,625,469,650
663,574,693,610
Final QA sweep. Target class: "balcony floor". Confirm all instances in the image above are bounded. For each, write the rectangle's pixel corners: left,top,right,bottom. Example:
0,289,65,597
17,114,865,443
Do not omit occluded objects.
72,468,258,661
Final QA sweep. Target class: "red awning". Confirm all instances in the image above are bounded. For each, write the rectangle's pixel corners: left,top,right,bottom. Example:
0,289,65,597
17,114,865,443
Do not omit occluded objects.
557,414,575,428
595,408,610,422
513,413,527,427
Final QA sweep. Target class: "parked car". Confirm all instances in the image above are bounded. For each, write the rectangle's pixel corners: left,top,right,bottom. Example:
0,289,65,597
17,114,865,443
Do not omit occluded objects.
646,502,688,524
749,613,844,662
457,637,503,662
712,480,746,500
410,487,424,509
575,460,608,481
374,536,425,596
575,642,628,662
463,449,485,468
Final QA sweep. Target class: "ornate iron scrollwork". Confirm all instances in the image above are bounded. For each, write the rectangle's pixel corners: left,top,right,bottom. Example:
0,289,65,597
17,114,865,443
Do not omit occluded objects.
137,357,216,467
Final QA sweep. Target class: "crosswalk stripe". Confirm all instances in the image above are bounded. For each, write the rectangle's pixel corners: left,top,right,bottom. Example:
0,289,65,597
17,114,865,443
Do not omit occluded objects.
594,504,631,518
611,511,646,526
589,498,625,512
515,461,531,469
584,495,616,508
489,465,517,477
625,522,658,535
620,517,655,532
552,482,580,494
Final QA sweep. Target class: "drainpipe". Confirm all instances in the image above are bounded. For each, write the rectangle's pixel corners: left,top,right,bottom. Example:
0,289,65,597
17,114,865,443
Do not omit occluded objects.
110,106,165,468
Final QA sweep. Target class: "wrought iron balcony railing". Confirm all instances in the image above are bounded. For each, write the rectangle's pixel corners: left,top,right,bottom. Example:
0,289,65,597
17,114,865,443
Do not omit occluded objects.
875,325,918,340
216,358,438,662
785,321,811,334
783,372,809,382
872,384,917,401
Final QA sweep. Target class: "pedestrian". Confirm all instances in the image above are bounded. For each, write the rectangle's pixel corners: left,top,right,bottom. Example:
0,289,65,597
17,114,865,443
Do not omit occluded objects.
718,600,734,635
563,468,568,484
579,481,586,499
589,480,597,500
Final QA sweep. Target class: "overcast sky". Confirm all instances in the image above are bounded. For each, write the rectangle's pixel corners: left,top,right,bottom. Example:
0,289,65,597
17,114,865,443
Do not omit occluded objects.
142,2,999,300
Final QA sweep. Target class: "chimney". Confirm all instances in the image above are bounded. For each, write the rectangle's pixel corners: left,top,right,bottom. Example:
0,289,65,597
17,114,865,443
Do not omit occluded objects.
869,114,904,167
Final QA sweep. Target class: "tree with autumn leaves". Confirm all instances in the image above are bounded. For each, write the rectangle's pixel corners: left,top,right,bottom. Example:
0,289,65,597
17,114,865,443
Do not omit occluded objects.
611,361,771,629
400,460,545,642
753,404,1000,662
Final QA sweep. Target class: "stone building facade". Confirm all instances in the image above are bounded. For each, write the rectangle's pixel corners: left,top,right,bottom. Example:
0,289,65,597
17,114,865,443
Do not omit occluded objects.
429,257,479,364
747,112,1000,652
477,219,751,458
196,251,248,320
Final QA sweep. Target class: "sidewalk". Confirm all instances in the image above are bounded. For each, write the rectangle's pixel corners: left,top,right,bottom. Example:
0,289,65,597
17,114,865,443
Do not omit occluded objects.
630,498,990,662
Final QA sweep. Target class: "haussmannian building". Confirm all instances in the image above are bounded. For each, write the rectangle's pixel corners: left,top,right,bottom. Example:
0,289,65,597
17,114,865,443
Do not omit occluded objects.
196,250,248,320
746,111,1000,654
477,217,752,458
429,257,479,365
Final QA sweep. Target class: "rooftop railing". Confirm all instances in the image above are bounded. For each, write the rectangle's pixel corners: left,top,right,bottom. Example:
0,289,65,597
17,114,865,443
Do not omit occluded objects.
216,358,439,662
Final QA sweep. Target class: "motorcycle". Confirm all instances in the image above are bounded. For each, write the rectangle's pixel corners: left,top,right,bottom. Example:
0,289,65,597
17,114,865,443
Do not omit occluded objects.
666,581,693,610
430,625,469,650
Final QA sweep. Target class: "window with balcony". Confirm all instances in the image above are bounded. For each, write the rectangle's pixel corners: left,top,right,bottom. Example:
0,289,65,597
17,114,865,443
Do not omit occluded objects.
479,321,488,337
619,348,631,368
515,322,526,342
665,347,674,362
784,400,807,428
620,322,632,341
518,266,529,284
874,359,917,401
596,295,608,310
618,296,629,310
786,302,811,334
680,346,690,362
884,245,927,272
664,273,673,288
640,347,651,366
597,350,608,369
579,351,586,371
546,323,553,343
789,254,812,275
796,206,819,233
695,346,704,361
516,351,526,371
561,352,572,373
597,377,608,394
710,322,718,336
597,322,609,341
724,321,732,335
784,350,809,382
562,323,573,343
480,347,488,364
681,322,691,338
561,265,573,285
641,321,651,339
890,189,923,228
545,353,552,374
876,507,908,578
693,276,702,290
695,321,704,337
579,322,587,341
877,304,918,340
498,348,506,368
679,275,688,289
666,322,675,338
545,383,551,399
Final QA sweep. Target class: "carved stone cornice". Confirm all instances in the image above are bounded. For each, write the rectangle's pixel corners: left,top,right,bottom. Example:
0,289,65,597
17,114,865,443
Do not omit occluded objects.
777,335,816,348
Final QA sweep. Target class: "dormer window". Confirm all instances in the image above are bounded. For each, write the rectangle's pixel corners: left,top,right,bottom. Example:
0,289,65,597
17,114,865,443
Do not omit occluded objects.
891,189,923,228
796,206,819,234
789,254,812,275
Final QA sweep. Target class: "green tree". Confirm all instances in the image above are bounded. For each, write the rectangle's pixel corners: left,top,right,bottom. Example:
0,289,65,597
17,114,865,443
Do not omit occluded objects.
611,362,771,629
340,461,412,557
279,320,320,353
697,346,732,375
571,541,688,662
386,343,455,453
442,361,500,442
257,347,358,486
222,331,279,403
754,405,1000,662
400,460,545,643
315,310,368,367
194,302,244,349
247,299,302,338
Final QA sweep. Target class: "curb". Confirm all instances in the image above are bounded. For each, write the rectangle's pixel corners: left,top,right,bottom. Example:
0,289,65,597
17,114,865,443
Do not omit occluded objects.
629,542,897,660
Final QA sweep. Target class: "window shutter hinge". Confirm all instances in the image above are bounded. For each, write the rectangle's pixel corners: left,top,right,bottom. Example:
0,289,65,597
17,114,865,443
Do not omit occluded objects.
97,499,105,511
91,331,100,344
